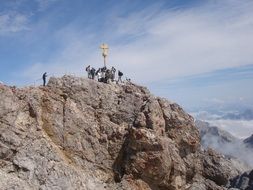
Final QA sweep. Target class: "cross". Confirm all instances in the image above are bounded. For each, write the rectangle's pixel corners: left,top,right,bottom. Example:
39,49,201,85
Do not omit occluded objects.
100,43,109,67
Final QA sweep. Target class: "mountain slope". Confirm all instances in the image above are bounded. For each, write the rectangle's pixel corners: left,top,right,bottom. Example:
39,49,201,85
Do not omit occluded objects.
227,170,253,190
195,120,239,145
0,76,247,190
244,135,253,149
196,120,253,169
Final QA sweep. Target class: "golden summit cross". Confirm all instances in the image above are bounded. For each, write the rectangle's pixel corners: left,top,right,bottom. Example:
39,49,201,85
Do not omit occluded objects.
100,43,109,67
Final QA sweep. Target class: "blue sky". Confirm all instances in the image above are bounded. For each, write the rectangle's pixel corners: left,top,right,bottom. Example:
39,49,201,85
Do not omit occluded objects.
0,0,253,111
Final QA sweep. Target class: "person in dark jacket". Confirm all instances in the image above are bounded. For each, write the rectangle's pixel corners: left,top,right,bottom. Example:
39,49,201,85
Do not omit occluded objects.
117,70,123,83
42,72,47,86
90,67,96,80
111,66,116,81
85,65,91,79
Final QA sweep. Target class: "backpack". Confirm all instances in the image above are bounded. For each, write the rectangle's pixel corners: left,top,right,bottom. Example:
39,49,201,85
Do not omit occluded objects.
118,71,123,76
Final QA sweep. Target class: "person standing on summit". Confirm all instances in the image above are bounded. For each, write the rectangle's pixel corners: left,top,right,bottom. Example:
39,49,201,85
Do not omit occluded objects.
117,70,123,83
86,65,91,79
42,72,47,86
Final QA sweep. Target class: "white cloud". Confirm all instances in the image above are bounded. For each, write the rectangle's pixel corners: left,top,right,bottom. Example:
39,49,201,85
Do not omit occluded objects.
108,0,253,83
35,0,59,11
0,12,29,35
203,98,225,104
201,129,253,167
0,0,57,36
21,0,253,85
21,35,101,82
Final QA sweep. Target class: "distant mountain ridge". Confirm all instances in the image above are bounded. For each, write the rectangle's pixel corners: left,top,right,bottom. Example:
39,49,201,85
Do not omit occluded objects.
195,120,239,145
195,120,253,168
244,134,253,149
222,109,253,120
192,109,253,121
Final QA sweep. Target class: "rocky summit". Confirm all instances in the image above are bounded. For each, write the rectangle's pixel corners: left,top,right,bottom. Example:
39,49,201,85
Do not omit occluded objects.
0,76,248,190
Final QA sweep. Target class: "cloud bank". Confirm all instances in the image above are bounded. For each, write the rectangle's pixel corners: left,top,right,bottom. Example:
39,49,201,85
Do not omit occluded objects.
201,130,253,167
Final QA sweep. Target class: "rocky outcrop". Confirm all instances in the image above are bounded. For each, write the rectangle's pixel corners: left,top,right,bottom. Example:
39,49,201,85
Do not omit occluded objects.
244,135,253,149
0,75,246,190
227,170,253,190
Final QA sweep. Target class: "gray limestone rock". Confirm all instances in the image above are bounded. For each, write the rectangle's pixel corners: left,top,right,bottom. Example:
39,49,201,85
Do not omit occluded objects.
0,76,248,190
227,170,253,190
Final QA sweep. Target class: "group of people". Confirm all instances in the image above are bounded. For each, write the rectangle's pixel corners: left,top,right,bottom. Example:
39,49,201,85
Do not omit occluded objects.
41,65,126,86
85,65,124,84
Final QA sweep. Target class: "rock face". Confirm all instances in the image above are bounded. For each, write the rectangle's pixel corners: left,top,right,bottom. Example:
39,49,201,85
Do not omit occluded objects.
244,135,253,149
227,170,253,190
0,76,246,190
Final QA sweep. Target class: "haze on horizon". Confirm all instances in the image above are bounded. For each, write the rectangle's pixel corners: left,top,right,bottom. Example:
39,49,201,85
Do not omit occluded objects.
0,0,253,112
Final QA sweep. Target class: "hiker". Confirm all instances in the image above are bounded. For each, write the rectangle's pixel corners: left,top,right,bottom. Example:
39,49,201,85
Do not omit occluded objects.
90,67,96,80
105,69,111,83
101,66,107,73
111,66,116,81
117,70,123,83
85,65,91,79
42,72,47,86
126,78,131,83
101,67,107,83
126,77,133,85
96,68,102,82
